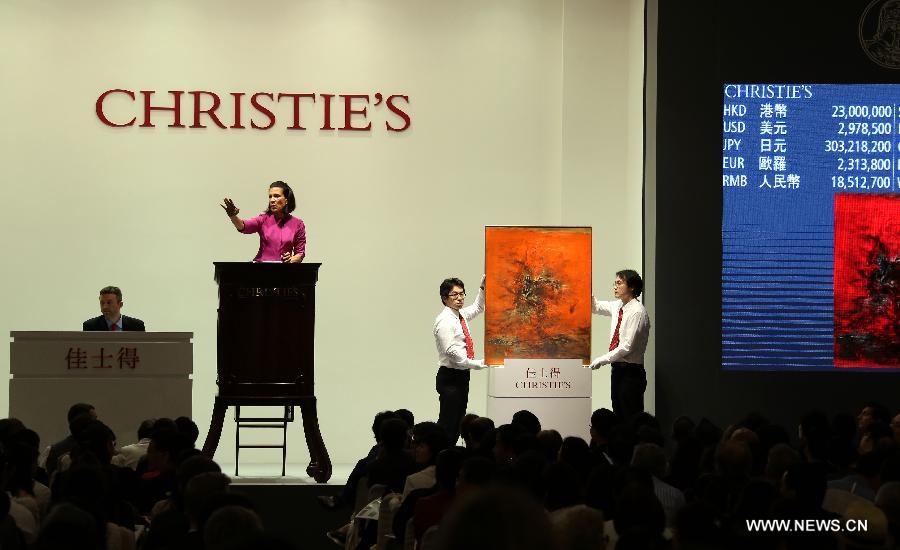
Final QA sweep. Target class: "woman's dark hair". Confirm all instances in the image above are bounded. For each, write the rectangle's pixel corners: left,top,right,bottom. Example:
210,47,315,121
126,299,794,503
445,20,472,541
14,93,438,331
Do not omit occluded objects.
266,181,296,216
434,447,465,492
378,418,410,453
71,421,116,466
412,422,450,465
175,416,200,447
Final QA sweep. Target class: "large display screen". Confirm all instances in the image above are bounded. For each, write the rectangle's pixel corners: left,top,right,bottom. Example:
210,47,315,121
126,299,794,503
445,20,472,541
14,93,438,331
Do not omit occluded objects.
722,84,899,371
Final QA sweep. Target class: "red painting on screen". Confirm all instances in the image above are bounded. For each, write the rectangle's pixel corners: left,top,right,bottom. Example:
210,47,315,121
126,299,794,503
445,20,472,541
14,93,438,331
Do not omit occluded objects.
833,193,900,368
484,227,592,365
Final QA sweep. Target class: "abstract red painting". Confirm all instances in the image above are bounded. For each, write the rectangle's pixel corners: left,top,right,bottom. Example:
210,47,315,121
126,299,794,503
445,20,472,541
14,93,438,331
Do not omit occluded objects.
484,226,592,365
833,193,900,368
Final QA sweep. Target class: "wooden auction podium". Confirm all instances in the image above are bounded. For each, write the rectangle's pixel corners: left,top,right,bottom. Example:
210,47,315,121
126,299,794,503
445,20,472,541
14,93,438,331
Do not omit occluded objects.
201,262,331,482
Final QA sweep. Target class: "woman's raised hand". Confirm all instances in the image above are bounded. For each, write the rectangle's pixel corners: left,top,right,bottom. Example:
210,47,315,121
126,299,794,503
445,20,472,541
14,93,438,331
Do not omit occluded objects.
220,198,240,217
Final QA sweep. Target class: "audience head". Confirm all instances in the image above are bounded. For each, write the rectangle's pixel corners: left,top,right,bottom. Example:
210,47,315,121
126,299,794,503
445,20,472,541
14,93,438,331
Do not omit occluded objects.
694,417,722,446
590,408,617,444
765,443,800,483
550,505,606,550
859,420,894,455
876,480,900,516
858,402,891,433
0,419,26,443
204,505,264,550
147,425,190,472
558,437,591,477
493,424,524,465
543,462,584,511
412,422,450,466
184,471,232,527
176,455,222,501
511,410,541,436
733,478,778,521
535,430,563,462
67,403,97,423
435,447,466,492
4,429,39,495
34,502,102,550
674,501,727,549
631,442,667,479
459,413,479,445
371,410,399,441
68,413,96,440
152,417,179,435
72,420,116,465
840,499,889,548
137,418,156,441
613,484,666,549
394,408,414,429
715,440,752,480
175,416,200,448
437,486,554,550
378,418,410,453
468,417,495,450
635,425,665,448
672,415,695,441
781,462,827,512
458,456,496,494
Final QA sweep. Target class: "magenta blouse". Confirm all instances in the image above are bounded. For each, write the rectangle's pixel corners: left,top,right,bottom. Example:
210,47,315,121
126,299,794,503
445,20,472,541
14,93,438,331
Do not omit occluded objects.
239,213,306,262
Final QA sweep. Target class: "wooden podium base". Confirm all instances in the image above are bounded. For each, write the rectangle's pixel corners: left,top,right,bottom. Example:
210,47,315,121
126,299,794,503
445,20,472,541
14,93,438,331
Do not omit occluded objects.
201,395,332,483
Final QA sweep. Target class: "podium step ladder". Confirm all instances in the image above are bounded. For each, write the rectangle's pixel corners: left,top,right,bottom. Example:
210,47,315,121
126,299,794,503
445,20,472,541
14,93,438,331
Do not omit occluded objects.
234,405,294,476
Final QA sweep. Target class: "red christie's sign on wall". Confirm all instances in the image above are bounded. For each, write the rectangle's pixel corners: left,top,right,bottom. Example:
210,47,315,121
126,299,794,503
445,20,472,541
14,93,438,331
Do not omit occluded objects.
96,89,411,132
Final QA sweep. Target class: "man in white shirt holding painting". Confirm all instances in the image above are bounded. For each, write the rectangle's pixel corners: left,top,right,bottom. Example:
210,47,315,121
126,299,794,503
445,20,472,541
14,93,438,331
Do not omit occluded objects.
433,275,487,443
590,269,651,422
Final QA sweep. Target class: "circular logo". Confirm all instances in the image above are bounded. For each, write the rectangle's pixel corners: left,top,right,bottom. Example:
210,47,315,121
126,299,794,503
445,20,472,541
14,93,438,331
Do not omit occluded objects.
859,0,900,69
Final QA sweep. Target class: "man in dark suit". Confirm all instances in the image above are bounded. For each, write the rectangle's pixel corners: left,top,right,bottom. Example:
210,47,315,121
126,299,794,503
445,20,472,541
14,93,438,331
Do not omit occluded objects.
83,285,145,331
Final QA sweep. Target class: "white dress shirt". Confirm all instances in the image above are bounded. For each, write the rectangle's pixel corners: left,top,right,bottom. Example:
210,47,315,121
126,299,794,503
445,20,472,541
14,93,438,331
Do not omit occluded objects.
592,297,651,365
7,493,38,543
433,288,485,370
112,438,151,470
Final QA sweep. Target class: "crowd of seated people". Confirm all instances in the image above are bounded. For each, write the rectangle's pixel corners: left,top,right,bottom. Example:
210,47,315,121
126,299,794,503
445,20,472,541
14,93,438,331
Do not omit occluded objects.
319,402,900,550
0,403,293,550
6,401,900,549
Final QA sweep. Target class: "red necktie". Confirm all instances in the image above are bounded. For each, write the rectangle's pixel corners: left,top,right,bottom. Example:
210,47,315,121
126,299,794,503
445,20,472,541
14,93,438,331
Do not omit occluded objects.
111,323,119,331
459,314,475,359
609,307,623,351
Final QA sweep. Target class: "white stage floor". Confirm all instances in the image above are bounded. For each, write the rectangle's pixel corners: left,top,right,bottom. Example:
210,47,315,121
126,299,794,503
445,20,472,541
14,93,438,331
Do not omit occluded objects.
218,462,352,486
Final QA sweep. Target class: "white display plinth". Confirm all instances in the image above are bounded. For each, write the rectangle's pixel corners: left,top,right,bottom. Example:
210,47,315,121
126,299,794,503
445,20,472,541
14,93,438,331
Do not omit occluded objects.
487,358,591,440
9,331,193,447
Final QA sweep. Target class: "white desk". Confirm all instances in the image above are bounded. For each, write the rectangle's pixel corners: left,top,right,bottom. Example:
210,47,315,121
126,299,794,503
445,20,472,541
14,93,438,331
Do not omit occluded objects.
9,331,192,447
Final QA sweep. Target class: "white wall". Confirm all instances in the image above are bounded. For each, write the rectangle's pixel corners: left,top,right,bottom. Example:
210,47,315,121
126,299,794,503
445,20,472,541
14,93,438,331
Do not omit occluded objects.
0,0,645,467
561,0,648,413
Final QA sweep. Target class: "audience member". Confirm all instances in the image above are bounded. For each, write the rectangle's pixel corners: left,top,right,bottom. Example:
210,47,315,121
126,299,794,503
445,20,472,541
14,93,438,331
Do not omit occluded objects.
511,410,542,436
403,422,450,497
466,416,495,454
13,399,900,549
436,486,555,550
550,504,606,550
112,419,154,471
631,442,685,527
535,429,563,463
44,404,96,478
